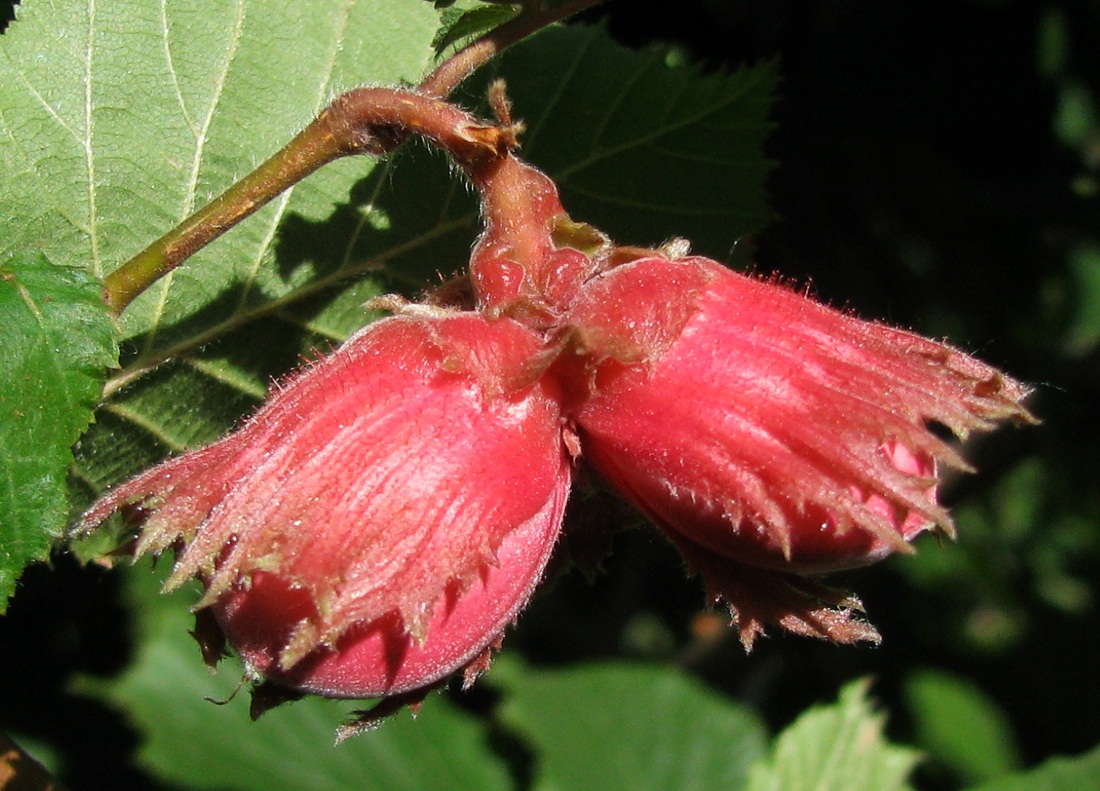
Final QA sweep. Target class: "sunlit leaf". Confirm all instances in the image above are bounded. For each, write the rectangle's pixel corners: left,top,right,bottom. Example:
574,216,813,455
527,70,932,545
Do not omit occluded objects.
0,252,116,608
747,679,919,791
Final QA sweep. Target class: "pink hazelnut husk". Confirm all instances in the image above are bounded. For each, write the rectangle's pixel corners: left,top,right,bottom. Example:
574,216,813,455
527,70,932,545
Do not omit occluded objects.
79,311,570,699
561,255,1035,576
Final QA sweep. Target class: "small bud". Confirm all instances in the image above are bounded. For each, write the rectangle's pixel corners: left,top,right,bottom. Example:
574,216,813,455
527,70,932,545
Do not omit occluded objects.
80,313,569,698
559,255,1034,638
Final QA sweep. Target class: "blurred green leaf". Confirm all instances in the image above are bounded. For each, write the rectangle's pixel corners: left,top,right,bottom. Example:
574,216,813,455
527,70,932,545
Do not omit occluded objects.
1036,9,1069,79
1062,242,1100,357
893,450,1097,653
904,668,1021,785
995,458,1047,543
78,560,512,791
1053,81,1099,151
746,679,919,791
966,743,1100,791
0,252,116,609
495,660,768,791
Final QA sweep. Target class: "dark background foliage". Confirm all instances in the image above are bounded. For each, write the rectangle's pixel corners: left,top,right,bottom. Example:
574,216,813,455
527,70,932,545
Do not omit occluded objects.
0,1,16,35
2,2,1097,789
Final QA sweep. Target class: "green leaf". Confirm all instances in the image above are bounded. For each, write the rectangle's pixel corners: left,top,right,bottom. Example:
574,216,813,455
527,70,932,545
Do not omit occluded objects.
495,660,768,791
0,252,116,609
77,559,512,791
747,679,920,791
966,743,1100,791
904,668,1021,784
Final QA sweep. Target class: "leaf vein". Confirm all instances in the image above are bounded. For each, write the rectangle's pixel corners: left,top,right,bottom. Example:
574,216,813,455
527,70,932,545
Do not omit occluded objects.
144,0,248,352
101,402,190,454
182,0,247,219
84,0,100,278
522,29,598,151
589,49,661,150
160,0,197,135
